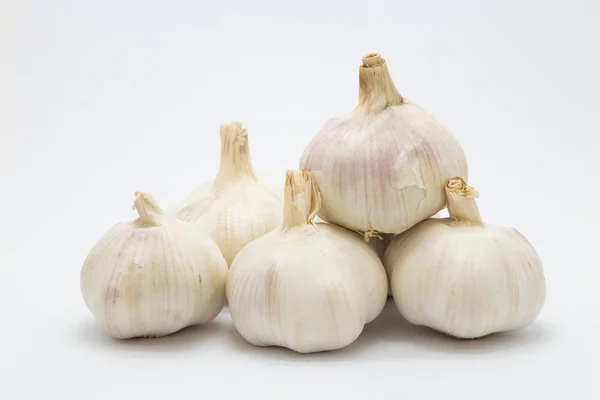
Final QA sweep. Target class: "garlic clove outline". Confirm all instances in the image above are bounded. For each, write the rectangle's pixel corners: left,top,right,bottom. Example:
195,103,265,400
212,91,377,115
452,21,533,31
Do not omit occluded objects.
226,170,388,353
80,191,228,339
384,177,546,339
170,121,283,266
300,53,468,238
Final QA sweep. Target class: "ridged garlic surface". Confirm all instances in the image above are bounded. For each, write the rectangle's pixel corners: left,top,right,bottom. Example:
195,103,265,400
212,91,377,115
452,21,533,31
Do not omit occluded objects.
170,122,283,266
300,53,468,237
384,177,546,339
226,170,388,353
80,192,228,339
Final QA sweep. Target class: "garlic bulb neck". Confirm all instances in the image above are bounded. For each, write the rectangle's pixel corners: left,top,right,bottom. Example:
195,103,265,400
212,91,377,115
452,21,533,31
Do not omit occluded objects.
358,53,404,115
214,121,256,186
133,191,165,226
283,170,321,230
445,177,483,226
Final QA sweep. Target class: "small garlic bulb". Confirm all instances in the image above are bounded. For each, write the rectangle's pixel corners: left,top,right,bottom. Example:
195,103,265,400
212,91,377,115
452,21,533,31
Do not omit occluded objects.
170,122,283,266
300,53,468,237
80,192,228,339
226,170,388,353
384,177,546,339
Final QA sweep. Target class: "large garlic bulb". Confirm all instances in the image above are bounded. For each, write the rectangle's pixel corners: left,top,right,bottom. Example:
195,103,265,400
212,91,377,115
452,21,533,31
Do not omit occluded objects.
226,170,388,353
170,122,283,266
300,53,468,237
384,177,546,339
80,192,228,339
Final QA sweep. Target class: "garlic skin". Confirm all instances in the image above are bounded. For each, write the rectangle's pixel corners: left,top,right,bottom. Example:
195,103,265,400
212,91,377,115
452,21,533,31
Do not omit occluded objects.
384,177,546,339
369,233,396,261
369,233,396,296
170,122,283,266
300,53,468,237
80,192,228,339
226,170,388,353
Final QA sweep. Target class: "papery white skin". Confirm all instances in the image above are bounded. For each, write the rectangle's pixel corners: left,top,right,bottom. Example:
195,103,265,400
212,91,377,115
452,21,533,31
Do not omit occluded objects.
170,122,283,266
80,192,228,339
300,53,468,236
226,170,388,353
384,177,546,339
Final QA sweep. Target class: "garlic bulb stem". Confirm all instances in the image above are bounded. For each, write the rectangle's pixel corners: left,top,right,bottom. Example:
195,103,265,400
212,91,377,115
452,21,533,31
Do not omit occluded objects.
214,121,256,186
133,192,165,226
358,53,404,115
283,170,321,230
445,177,483,226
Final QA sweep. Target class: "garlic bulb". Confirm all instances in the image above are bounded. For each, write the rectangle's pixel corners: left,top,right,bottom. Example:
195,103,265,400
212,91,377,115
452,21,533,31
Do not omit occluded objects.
300,53,468,237
384,177,546,339
170,122,283,266
226,170,388,353
80,192,228,339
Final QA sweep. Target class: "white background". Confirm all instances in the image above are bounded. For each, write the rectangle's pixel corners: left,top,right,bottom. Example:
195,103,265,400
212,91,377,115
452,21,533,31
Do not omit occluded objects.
1,0,599,398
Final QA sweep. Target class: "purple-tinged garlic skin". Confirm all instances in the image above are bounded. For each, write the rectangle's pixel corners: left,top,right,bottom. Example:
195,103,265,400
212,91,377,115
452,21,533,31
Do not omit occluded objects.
300,53,468,236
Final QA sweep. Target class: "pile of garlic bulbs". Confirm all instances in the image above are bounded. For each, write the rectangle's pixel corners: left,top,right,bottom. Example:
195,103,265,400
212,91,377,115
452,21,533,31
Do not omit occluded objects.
80,52,545,352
